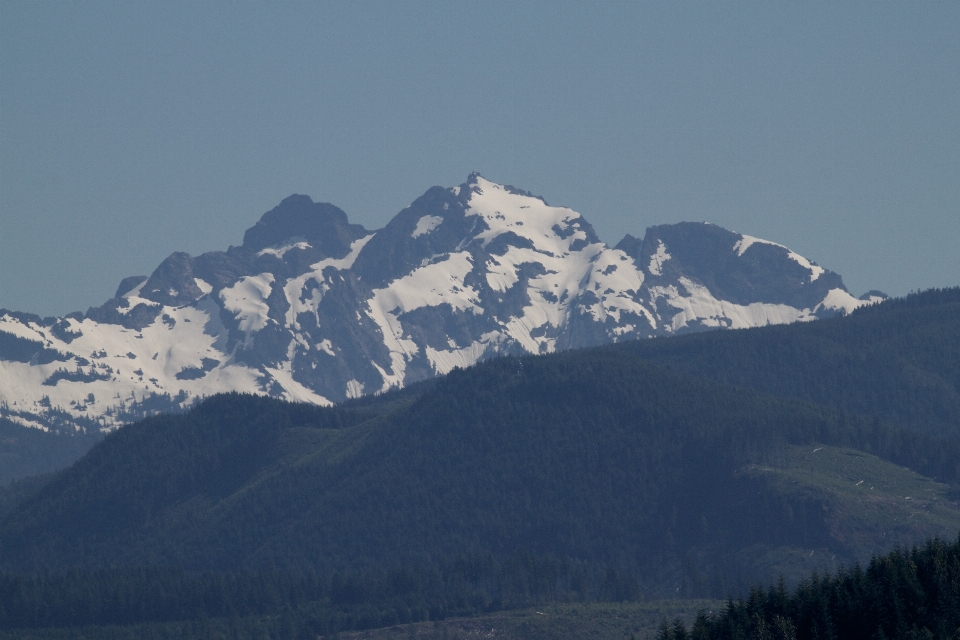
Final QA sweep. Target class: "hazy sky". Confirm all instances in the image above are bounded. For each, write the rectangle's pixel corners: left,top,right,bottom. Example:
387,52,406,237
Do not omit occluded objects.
2,1,958,317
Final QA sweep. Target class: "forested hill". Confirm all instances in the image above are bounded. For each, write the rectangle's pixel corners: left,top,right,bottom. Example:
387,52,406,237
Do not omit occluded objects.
2,341,959,599
620,287,960,436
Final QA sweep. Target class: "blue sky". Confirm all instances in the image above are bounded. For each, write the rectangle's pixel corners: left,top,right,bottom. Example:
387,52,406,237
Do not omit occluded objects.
2,1,958,317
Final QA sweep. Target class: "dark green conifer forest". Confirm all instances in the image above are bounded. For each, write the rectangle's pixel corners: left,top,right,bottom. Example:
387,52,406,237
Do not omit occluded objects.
659,535,960,640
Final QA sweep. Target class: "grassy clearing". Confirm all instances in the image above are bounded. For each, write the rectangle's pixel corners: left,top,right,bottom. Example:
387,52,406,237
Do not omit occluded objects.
743,443,960,561
0,601,724,640
335,600,724,640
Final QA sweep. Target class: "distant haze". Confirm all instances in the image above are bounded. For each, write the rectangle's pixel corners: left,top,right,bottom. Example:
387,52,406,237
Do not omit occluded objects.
2,1,958,317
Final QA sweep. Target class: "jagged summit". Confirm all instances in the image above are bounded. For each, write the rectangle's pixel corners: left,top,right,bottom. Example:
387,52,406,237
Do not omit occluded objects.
465,171,550,203
0,175,878,432
241,195,367,256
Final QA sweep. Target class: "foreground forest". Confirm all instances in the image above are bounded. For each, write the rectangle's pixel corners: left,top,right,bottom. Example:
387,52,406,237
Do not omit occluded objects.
0,288,958,637
659,536,960,640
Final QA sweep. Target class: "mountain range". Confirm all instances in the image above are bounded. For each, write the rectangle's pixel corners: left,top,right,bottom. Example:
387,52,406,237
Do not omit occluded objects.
1,288,958,624
0,174,884,437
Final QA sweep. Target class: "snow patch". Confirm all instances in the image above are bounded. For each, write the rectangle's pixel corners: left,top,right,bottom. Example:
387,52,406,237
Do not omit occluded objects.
648,241,671,276
370,252,482,317
6,415,49,431
786,251,825,282
365,252,482,387
123,280,147,299
651,278,815,332
264,361,332,406
317,339,335,356
258,241,311,259
282,234,376,330
345,379,364,399
733,234,783,257
220,274,275,334
734,234,824,282
116,279,161,314
412,215,443,238
314,234,374,272
194,278,213,295
425,340,492,375
485,257,519,293
579,250,656,330
816,288,866,315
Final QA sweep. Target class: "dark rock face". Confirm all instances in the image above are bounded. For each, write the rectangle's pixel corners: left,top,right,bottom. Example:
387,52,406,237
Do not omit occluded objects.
242,195,366,258
140,252,207,307
114,276,147,299
632,222,845,311
351,186,480,287
85,297,163,331
0,175,874,432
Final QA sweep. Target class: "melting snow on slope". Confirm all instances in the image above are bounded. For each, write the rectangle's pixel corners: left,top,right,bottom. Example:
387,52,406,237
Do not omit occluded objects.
0,304,265,430
283,234,375,329
648,241,671,276
194,278,213,295
484,256,520,293
0,232,378,431
816,288,867,315
786,251,824,282
366,252,482,389
651,277,815,332
117,280,160,315
733,234,783,257
220,274,275,334
733,234,824,282
311,234,374,273
345,379,364,399
412,215,443,238
258,241,311,259
493,239,600,352
425,338,498,376
371,252,482,317
262,339,332,406
580,250,656,330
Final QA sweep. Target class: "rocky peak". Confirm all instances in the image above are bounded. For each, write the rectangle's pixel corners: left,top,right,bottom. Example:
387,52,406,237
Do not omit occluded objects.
242,195,367,259
1,176,881,435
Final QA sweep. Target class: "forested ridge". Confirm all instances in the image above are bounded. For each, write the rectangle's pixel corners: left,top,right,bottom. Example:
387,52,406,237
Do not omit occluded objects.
625,287,960,436
4,356,957,576
0,417,102,485
0,288,958,637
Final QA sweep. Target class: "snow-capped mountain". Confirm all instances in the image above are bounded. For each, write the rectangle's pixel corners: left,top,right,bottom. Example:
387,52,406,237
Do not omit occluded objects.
0,174,883,432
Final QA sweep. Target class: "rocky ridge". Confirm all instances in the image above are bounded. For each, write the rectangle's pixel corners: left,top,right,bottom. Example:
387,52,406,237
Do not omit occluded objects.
0,174,882,432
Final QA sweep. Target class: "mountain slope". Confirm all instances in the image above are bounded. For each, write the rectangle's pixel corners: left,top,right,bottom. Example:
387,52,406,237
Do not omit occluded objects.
621,287,960,436
0,418,101,486
3,347,958,597
0,174,876,438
